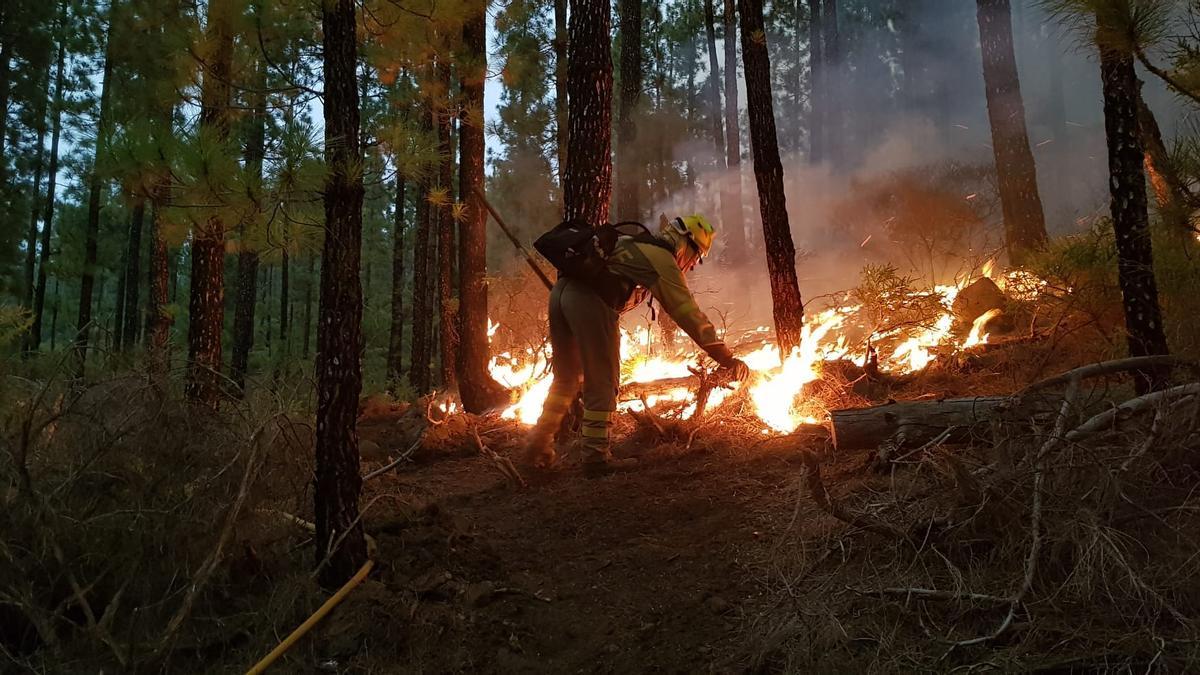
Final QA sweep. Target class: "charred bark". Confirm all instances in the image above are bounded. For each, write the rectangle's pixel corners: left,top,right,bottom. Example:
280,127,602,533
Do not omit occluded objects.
279,247,290,347
303,253,314,357
75,1,117,378
554,0,568,188
30,41,65,351
723,0,746,262
1096,16,1170,394
315,0,368,589
564,0,613,226
738,0,806,350
1137,91,1196,236
388,175,406,391
976,0,1047,265
458,8,507,412
147,180,172,376
186,0,234,407
704,0,725,153
615,0,643,222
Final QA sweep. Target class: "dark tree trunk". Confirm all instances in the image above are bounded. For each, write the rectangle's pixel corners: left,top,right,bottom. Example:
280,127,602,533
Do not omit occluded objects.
820,0,840,167
230,71,266,391
147,186,172,374
703,0,725,153
23,61,51,319
30,42,65,351
410,99,434,395
976,0,1047,265
120,198,145,350
554,0,568,190
303,254,314,357
113,229,128,349
279,247,290,345
387,175,406,391
435,63,457,390
615,0,642,222
314,0,367,589
186,0,233,407
564,0,613,226
738,0,805,350
75,2,117,378
458,8,507,412
1096,16,1170,394
0,37,11,202
807,0,823,162
50,278,59,350
723,0,746,262
230,248,259,391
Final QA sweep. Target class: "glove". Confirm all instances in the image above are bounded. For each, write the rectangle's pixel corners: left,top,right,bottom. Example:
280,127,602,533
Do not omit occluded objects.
719,358,751,383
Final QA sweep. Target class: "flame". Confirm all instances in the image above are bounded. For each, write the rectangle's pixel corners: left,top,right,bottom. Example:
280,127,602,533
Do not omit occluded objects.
962,308,1001,350
488,264,1045,435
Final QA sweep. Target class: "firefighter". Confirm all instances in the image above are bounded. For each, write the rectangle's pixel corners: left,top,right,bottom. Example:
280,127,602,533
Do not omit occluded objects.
525,214,751,476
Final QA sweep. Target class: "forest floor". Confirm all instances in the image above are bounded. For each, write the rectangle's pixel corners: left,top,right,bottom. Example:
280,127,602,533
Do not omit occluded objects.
326,408,839,673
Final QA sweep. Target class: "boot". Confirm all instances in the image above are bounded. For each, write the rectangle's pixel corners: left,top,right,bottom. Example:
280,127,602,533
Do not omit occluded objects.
581,443,638,478
522,426,558,470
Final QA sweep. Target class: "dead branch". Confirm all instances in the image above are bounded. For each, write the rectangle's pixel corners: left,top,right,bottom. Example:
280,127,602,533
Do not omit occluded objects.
801,452,906,539
1066,383,1200,442
1012,356,1197,404
471,424,526,489
868,587,1009,604
363,435,424,481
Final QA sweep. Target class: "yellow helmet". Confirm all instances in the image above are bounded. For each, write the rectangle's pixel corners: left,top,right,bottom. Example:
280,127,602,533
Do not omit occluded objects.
671,214,716,258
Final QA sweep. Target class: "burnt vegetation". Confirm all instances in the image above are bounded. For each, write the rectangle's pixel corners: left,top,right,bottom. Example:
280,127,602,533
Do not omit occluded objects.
2,0,1200,671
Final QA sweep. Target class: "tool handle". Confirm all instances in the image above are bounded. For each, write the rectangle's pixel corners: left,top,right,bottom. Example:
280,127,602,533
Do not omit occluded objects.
472,186,555,290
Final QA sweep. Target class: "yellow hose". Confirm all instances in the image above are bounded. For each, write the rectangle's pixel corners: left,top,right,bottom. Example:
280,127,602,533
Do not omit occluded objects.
244,559,375,675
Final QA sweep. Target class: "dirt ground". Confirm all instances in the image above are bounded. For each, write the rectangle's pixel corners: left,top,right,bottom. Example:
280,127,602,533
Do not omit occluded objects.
309,416,842,674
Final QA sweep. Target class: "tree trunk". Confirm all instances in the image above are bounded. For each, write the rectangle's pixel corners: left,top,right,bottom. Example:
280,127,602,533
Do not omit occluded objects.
703,0,725,154
457,8,507,412
820,0,841,167
23,60,51,320
50,278,59,350
0,37,11,204
808,0,823,162
723,0,746,262
75,1,117,378
564,0,613,226
388,175,406,391
831,396,1024,450
1137,91,1195,236
230,70,266,391
314,0,367,590
410,109,434,395
976,0,1047,265
1096,16,1170,394
615,0,643,222
120,198,145,350
303,254,314,358
186,0,234,407
738,0,806,350
279,246,290,346
113,226,128,349
30,41,66,351
554,0,568,190
435,63,457,390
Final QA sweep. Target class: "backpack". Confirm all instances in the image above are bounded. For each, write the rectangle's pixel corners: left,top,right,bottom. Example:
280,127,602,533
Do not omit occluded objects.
533,220,671,283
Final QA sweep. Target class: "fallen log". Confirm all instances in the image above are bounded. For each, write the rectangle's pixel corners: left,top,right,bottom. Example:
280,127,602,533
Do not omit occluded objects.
619,376,701,402
830,396,1036,451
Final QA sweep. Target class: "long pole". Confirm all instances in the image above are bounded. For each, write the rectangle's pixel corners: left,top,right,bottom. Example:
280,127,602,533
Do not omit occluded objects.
472,186,554,290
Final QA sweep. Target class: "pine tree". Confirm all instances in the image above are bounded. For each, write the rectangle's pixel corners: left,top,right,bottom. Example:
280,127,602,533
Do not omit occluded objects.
723,0,745,261
314,0,367,589
230,57,267,392
186,0,234,406
976,0,1047,264
553,0,568,186
615,0,643,222
457,2,507,413
388,174,406,391
564,0,613,226
434,61,456,389
738,0,805,350
1095,6,1169,393
29,34,64,351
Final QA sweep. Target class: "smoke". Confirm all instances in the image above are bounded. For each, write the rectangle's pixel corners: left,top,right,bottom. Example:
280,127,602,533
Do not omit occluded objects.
631,0,1194,337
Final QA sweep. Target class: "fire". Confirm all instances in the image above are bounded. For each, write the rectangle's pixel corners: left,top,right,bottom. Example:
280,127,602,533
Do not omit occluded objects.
488,265,1035,435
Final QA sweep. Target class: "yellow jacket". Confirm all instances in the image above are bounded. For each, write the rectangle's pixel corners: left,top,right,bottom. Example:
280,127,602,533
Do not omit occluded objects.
606,238,730,360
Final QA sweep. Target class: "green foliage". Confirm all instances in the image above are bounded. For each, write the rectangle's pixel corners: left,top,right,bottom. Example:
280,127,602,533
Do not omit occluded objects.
0,305,34,350
850,263,946,338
